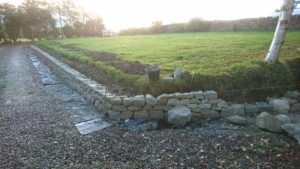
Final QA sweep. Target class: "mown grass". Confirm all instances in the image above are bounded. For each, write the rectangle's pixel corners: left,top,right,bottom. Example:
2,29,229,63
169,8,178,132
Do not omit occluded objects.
36,31,300,96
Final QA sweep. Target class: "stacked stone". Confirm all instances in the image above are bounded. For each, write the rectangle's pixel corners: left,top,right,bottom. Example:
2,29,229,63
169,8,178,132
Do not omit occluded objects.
103,90,227,121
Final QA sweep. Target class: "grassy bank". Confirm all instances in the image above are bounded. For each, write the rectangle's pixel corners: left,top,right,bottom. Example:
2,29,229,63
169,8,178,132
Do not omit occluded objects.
36,31,300,97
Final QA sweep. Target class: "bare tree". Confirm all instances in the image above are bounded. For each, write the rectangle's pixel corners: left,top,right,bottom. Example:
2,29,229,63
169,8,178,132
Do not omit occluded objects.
265,0,296,63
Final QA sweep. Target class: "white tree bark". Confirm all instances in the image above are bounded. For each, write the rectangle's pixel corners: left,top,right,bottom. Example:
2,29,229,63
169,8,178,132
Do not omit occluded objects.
265,0,295,63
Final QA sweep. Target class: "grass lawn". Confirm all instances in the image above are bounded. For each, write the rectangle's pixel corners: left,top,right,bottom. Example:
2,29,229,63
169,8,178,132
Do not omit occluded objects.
36,31,300,96
39,31,300,75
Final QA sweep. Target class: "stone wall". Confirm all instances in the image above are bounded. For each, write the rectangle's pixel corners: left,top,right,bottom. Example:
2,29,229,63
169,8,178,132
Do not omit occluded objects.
31,46,300,126
31,46,229,122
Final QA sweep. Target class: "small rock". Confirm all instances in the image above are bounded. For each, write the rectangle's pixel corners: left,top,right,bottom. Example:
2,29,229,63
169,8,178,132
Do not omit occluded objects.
112,105,127,112
106,96,122,105
145,94,157,106
119,111,133,120
204,91,217,100
191,112,202,122
281,124,300,145
256,102,273,112
168,106,192,126
290,103,300,113
134,110,149,119
149,111,164,120
221,104,245,118
167,98,180,106
162,76,174,83
284,91,300,100
275,114,291,124
282,98,298,105
123,97,134,106
226,115,247,125
244,104,260,114
202,110,219,120
175,93,187,99
256,112,282,132
137,121,158,131
132,95,146,106
194,91,204,99
270,99,289,114
174,70,182,82
217,99,228,108
108,111,121,121
128,106,142,111
199,104,211,110
157,94,168,105
184,92,194,99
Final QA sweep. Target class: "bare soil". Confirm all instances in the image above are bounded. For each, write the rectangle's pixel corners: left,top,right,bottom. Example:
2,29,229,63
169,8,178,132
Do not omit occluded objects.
61,44,148,75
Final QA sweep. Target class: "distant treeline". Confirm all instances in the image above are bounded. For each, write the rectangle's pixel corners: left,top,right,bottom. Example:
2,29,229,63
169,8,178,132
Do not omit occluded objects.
120,16,300,36
0,0,104,43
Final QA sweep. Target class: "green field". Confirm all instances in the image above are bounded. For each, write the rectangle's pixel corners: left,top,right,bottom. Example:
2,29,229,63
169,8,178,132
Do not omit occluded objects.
37,31,300,95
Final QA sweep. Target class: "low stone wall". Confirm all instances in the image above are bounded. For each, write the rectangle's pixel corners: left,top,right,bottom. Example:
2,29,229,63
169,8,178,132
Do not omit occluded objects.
31,45,230,122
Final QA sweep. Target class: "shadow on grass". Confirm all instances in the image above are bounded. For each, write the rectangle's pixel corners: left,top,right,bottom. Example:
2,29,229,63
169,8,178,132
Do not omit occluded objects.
143,58,300,102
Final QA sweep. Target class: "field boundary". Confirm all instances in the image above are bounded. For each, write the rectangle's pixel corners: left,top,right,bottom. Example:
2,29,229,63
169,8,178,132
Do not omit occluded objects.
31,45,233,121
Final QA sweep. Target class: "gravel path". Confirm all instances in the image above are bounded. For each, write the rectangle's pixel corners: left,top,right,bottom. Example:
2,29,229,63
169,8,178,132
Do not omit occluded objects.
0,45,300,168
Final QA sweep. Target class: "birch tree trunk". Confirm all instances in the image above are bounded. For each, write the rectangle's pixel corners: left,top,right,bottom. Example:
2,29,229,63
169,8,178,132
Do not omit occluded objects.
265,0,295,63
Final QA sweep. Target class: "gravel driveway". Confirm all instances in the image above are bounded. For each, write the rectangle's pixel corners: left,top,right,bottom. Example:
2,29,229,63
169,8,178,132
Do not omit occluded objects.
0,45,299,169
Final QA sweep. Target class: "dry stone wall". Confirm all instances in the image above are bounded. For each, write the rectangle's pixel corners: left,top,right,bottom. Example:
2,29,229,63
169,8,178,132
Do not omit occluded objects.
31,46,229,122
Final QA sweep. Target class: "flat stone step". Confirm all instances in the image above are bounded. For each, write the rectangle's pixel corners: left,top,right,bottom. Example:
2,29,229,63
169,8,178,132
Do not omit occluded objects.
75,119,112,135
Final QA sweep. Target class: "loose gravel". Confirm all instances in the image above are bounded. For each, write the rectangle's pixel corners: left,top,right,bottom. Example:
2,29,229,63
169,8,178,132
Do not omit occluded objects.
0,45,300,169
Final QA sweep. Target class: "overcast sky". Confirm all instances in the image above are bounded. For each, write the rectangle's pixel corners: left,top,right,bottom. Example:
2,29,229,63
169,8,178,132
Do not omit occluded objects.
0,0,288,31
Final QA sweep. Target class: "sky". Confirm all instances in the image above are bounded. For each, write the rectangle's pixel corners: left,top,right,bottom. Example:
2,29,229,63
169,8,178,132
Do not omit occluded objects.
0,0,290,31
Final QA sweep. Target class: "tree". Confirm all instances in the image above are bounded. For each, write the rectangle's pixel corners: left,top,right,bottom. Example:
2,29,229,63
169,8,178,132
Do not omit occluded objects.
62,0,80,26
83,17,104,37
265,0,296,63
0,3,22,43
150,21,164,34
186,17,209,32
21,0,55,41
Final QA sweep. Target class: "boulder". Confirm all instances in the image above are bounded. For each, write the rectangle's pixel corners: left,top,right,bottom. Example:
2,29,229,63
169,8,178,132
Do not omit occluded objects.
275,114,291,124
256,112,282,132
226,115,248,125
270,99,289,114
168,106,192,126
281,124,300,145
